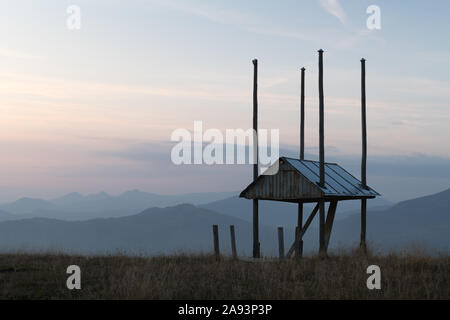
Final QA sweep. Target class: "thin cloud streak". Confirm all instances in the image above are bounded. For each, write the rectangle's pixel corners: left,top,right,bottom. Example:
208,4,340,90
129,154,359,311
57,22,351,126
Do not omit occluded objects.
319,0,347,24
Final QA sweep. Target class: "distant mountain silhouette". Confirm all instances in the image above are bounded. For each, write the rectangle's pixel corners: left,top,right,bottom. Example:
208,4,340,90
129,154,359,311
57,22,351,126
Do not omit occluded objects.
0,198,58,215
0,190,237,220
0,189,448,255
51,192,84,205
389,188,450,219
0,210,15,221
327,188,450,252
0,204,279,256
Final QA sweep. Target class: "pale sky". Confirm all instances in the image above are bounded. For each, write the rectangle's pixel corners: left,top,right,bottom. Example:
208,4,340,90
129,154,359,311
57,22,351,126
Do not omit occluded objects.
0,0,449,202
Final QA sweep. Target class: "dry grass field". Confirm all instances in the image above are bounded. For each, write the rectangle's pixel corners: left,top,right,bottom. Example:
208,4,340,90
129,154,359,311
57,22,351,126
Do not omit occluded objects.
0,249,448,300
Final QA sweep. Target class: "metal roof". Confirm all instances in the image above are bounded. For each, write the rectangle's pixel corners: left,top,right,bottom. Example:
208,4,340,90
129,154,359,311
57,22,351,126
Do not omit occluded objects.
284,157,379,197
240,157,379,202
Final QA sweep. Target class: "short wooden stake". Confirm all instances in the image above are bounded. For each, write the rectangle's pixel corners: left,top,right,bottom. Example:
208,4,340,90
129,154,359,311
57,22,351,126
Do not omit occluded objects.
230,225,237,260
213,225,220,261
278,227,285,259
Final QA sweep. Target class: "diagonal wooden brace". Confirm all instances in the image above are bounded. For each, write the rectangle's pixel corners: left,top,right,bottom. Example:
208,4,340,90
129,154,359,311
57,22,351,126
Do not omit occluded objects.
287,203,320,257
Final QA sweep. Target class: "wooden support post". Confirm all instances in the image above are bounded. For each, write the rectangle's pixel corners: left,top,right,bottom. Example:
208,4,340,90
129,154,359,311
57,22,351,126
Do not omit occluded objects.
230,225,237,260
295,224,303,258
360,199,367,253
287,203,320,257
319,201,326,256
297,68,305,258
324,200,338,251
213,225,220,261
318,49,325,188
252,59,260,259
361,59,367,188
318,49,326,257
296,203,304,258
278,227,285,259
360,58,367,254
300,67,306,161
253,200,260,258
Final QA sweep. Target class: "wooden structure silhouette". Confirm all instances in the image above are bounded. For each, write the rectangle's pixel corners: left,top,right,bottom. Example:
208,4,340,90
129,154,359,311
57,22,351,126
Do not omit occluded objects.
241,51,380,258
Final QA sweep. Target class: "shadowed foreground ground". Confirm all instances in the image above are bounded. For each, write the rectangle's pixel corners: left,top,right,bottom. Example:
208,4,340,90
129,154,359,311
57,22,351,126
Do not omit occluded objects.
0,250,448,299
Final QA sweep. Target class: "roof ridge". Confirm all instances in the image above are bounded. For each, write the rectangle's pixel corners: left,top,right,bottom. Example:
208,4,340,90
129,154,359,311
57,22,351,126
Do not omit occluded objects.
282,156,339,166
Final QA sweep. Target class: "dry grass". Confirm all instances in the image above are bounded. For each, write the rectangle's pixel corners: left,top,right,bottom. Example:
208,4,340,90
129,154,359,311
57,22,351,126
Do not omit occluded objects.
0,249,448,299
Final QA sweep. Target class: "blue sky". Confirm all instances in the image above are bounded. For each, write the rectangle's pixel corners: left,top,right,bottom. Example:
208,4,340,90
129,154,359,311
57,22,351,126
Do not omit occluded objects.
0,0,449,202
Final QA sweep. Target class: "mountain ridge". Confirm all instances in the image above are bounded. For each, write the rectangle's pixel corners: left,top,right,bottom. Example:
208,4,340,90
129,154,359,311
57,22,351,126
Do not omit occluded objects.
0,190,238,220
0,188,448,255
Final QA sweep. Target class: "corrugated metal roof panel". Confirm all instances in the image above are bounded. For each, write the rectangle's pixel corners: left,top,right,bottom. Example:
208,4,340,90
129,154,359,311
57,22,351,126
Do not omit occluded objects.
324,163,363,195
284,157,379,198
293,160,340,194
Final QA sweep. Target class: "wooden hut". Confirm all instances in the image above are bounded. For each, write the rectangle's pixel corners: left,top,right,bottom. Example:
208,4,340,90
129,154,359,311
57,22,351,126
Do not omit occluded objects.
240,157,379,257
242,51,379,258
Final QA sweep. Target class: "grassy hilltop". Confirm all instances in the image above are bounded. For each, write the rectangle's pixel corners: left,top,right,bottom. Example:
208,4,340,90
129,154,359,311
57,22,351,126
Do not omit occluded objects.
0,250,448,299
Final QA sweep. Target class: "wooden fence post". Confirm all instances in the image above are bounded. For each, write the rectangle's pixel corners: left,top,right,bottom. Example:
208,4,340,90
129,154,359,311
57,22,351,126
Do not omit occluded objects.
230,225,237,260
278,227,285,259
213,225,220,261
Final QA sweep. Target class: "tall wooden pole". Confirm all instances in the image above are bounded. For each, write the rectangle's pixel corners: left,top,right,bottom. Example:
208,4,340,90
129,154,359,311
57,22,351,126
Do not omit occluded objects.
318,49,326,256
296,67,306,258
300,67,306,161
360,58,367,253
318,50,325,188
361,59,367,187
252,59,260,259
